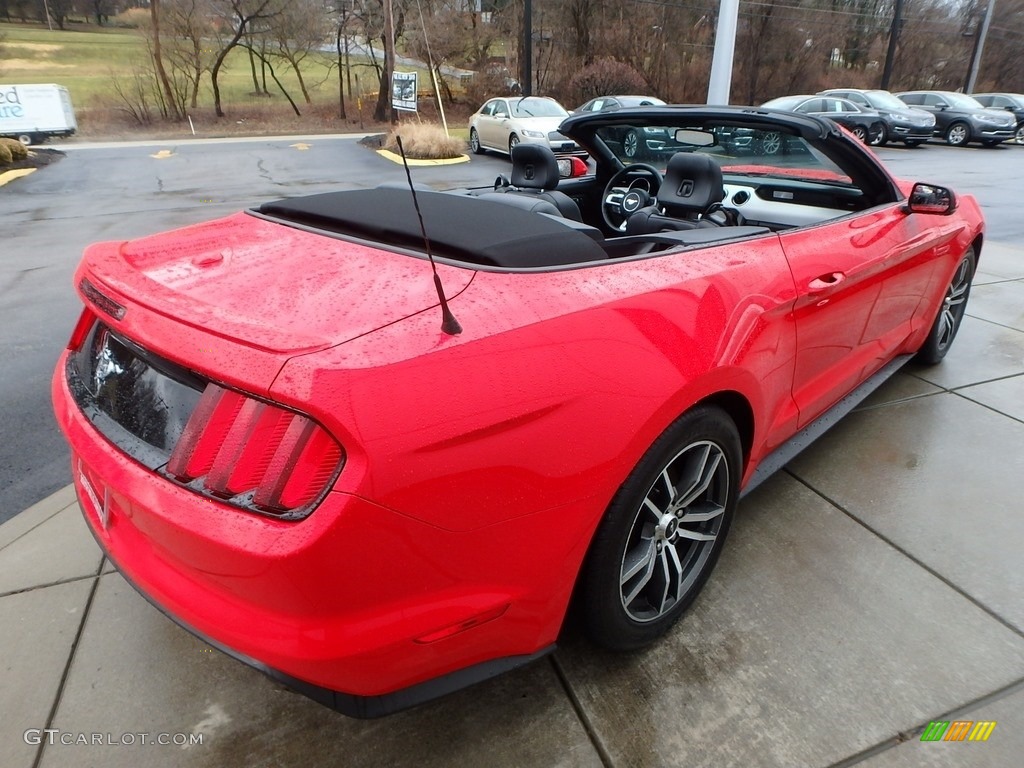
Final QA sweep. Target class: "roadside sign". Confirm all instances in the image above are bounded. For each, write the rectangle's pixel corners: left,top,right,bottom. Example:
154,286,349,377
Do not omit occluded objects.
392,72,418,112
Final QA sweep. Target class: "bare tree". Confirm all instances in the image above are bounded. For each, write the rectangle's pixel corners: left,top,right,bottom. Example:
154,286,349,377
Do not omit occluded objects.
271,0,330,104
209,0,286,117
150,0,183,119
163,0,217,110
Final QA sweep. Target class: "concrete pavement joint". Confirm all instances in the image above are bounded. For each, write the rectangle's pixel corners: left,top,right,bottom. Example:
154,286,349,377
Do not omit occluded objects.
0,572,105,601
784,469,1024,640
30,557,105,768
0,502,76,554
548,654,617,768
951,384,1024,427
826,675,1024,767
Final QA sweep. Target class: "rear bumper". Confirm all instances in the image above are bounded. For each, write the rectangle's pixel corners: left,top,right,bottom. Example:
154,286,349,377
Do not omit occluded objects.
53,351,569,714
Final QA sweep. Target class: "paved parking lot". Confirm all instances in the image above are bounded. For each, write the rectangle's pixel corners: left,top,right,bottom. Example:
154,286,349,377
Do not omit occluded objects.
1,138,1022,767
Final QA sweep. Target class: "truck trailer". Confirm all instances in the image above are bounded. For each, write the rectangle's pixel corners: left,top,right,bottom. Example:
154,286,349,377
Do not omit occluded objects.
0,83,77,145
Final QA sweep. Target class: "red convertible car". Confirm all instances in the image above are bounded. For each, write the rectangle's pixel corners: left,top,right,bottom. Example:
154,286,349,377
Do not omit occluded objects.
53,106,982,717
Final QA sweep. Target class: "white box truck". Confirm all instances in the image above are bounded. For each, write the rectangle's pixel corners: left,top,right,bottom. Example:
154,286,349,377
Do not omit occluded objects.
0,83,77,146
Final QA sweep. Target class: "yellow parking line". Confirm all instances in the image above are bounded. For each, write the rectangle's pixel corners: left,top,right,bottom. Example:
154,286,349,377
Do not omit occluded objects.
376,149,469,166
0,168,37,187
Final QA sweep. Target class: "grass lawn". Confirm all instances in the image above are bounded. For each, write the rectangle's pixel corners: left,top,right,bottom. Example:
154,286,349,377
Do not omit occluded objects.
0,21,458,137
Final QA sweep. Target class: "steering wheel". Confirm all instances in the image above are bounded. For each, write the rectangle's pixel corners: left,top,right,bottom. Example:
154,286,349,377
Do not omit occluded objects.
601,163,663,232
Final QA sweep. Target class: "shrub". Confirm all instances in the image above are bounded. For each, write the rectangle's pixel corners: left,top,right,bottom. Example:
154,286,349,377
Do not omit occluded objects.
0,138,29,161
0,143,13,167
569,59,650,103
384,123,467,160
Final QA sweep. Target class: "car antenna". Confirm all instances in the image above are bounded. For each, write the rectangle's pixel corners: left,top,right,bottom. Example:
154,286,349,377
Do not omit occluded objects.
395,135,463,336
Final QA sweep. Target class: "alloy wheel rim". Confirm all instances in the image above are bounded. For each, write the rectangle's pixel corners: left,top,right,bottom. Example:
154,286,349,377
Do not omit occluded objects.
936,257,971,350
619,441,729,623
763,133,781,154
624,132,638,157
470,130,479,151
949,125,967,144
1016,124,1024,145
853,126,867,141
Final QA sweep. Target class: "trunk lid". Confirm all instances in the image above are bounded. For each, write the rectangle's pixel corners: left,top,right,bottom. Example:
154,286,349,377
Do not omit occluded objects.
82,212,474,354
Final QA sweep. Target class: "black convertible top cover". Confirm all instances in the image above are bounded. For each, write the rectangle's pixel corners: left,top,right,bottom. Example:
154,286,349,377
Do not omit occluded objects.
256,188,608,268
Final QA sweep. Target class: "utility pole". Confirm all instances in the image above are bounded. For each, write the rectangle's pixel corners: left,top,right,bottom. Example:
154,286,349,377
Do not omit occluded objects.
707,0,740,104
522,0,533,96
880,0,903,89
384,0,396,123
965,0,997,93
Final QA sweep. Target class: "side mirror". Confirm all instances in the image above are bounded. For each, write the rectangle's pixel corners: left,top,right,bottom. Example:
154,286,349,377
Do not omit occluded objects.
935,102,948,110
904,183,956,215
557,156,589,178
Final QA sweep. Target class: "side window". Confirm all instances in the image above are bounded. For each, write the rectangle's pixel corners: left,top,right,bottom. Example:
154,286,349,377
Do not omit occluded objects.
493,101,509,118
797,99,825,113
992,96,1011,108
900,93,922,105
480,101,495,117
590,99,605,111
923,94,944,107
849,93,869,107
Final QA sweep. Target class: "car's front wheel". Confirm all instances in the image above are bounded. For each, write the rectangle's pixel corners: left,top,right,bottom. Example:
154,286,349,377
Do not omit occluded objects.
760,131,783,155
508,134,520,154
915,248,975,365
1016,123,1024,145
945,121,970,147
870,123,888,146
623,129,641,158
580,405,740,651
469,128,484,155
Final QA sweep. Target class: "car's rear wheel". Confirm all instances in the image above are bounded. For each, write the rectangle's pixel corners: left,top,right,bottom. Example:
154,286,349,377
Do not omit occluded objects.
580,405,740,651
623,129,641,158
870,123,888,146
760,131,783,155
469,128,484,155
915,248,975,365
17,133,33,146
851,125,868,143
945,121,970,147
508,134,520,154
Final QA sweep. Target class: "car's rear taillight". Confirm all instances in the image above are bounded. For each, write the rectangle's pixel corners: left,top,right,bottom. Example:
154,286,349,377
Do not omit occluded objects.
67,307,97,350
167,383,343,516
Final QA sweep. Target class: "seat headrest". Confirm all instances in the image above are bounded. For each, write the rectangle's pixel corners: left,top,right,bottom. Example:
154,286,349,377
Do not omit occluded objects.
510,144,560,191
656,152,724,214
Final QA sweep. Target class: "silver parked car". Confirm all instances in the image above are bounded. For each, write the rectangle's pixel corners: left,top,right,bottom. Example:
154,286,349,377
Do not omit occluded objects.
469,96,581,157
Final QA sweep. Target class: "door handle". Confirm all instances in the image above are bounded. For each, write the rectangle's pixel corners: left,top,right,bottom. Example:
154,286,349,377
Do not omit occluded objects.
808,272,846,292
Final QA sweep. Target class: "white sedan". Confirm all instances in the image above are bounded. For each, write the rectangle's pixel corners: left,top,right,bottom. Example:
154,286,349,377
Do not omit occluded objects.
469,96,581,156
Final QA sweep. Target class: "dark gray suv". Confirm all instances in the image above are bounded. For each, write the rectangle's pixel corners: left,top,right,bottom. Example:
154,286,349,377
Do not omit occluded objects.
896,90,1016,147
819,89,934,146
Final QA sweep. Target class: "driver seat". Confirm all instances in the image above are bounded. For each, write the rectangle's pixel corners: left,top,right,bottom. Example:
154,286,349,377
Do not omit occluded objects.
493,144,583,222
625,152,728,234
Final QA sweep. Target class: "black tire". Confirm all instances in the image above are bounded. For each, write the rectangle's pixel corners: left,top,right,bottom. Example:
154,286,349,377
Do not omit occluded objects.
469,128,484,155
17,133,32,146
945,121,970,147
508,134,520,155
915,248,975,365
870,123,888,146
580,405,741,651
623,129,641,158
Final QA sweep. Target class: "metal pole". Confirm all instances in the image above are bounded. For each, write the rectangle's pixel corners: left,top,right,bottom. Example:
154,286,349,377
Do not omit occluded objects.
965,0,996,93
880,0,903,90
707,0,740,105
42,0,53,31
523,0,533,96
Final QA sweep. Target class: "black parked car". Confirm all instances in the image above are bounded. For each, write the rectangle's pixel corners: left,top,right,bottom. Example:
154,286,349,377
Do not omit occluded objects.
760,95,884,144
574,95,670,159
896,90,1016,147
971,93,1024,145
819,88,935,146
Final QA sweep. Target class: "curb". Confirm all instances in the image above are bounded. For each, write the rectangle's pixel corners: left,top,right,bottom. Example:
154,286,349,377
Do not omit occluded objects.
376,149,469,166
0,168,36,187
